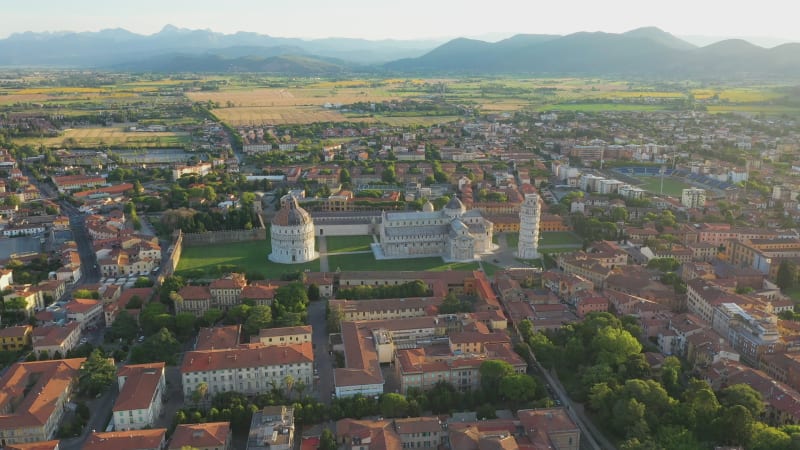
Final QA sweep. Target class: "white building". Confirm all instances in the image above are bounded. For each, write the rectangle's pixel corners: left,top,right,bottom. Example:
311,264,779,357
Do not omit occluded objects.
268,197,319,264
113,363,166,431
376,197,494,262
180,343,314,402
681,188,707,208
517,193,541,260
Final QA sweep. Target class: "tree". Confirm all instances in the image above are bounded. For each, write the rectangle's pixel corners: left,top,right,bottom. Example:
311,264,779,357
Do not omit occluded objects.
327,302,344,333
134,277,153,288
591,326,642,368
777,260,796,291
78,349,116,396
160,275,186,304
244,305,272,336
108,310,139,342
380,393,409,418
192,382,209,405
719,384,765,418
202,308,224,326
307,284,320,302
320,428,337,450
130,328,181,365
479,360,515,394
499,374,538,406
175,312,197,340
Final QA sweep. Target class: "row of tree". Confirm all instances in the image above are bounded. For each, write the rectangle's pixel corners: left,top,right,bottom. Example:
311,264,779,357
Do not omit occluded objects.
521,312,800,449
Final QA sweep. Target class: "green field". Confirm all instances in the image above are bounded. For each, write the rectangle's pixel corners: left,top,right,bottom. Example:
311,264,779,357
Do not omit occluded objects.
635,176,693,197
176,240,319,279
504,233,519,249
539,232,582,247
327,253,480,272
323,235,374,253
539,103,668,112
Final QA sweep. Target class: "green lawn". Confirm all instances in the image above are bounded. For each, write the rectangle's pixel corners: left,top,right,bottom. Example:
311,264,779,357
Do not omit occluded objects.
635,176,693,197
504,233,519,249
176,240,320,279
481,262,503,277
327,253,480,272
323,235,374,253
786,287,800,303
539,232,582,247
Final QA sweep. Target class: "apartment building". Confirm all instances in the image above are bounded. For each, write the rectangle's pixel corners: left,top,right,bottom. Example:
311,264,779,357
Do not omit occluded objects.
0,359,85,445
112,363,166,431
169,422,231,450
83,429,167,450
250,326,312,347
181,343,313,402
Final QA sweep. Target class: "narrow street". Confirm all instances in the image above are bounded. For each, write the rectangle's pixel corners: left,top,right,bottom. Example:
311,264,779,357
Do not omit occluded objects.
307,299,334,404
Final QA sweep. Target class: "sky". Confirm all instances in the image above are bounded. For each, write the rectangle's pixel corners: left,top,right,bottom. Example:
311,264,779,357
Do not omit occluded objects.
2,0,799,45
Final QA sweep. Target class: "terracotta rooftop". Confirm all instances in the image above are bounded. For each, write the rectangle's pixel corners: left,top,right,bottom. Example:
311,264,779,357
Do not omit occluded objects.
181,342,313,373
0,358,85,430
113,363,165,413
32,322,80,347
253,325,311,339
195,325,241,351
64,298,101,314
178,285,212,301
84,429,167,450
168,422,230,450
5,441,60,450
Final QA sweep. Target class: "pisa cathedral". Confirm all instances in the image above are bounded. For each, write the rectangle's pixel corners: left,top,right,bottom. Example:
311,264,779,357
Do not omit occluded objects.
376,197,495,262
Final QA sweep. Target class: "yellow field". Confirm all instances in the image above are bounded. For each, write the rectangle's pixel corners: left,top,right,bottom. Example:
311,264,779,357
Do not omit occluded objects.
692,88,781,102
13,127,190,148
211,106,356,125
187,86,408,108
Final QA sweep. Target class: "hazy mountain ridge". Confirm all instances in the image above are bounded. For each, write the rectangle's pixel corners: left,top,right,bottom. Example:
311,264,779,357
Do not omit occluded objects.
387,28,800,77
0,24,439,67
2,25,800,77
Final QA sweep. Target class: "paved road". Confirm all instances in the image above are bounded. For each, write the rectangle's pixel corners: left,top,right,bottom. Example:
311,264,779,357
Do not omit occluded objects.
59,384,118,450
307,299,334,405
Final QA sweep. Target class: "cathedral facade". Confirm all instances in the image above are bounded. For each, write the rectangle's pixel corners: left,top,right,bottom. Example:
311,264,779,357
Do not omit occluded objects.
376,197,494,262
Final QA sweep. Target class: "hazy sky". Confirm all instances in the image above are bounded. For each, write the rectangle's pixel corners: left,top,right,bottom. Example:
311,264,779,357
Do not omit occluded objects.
3,0,799,44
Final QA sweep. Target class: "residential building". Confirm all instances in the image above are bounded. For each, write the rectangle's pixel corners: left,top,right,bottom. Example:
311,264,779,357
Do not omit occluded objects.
83,429,167,450
169,422,232,450
63,298,103,330
246,406,294,450
681,188,707,208
32,322,81,358
0,359,85,445
112,363,166,431
195,326,241,351
327,297,441,322
0,325,32,351
180,343,313,402
250,326,312,346
5,441,60,450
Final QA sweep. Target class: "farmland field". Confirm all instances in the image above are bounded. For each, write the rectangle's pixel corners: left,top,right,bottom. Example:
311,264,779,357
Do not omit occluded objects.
13,127,191,149
635,176,693,197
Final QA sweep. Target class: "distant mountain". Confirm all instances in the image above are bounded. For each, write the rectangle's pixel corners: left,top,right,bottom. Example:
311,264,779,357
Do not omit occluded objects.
0,25,439,67
3,25,800,77
115,51,353,74
386,28,800,77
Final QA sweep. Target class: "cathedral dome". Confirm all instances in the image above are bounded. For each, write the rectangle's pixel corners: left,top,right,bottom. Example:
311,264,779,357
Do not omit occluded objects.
272,197,312,227
444,196,465,211
422,200,435,212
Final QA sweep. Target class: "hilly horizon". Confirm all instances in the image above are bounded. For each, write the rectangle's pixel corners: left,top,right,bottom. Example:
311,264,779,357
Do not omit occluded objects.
2,25,800,77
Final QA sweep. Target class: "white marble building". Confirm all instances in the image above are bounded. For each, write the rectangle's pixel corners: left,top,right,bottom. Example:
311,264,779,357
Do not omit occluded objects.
269,197,319,264
517,193,541,260
376,197,494,262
